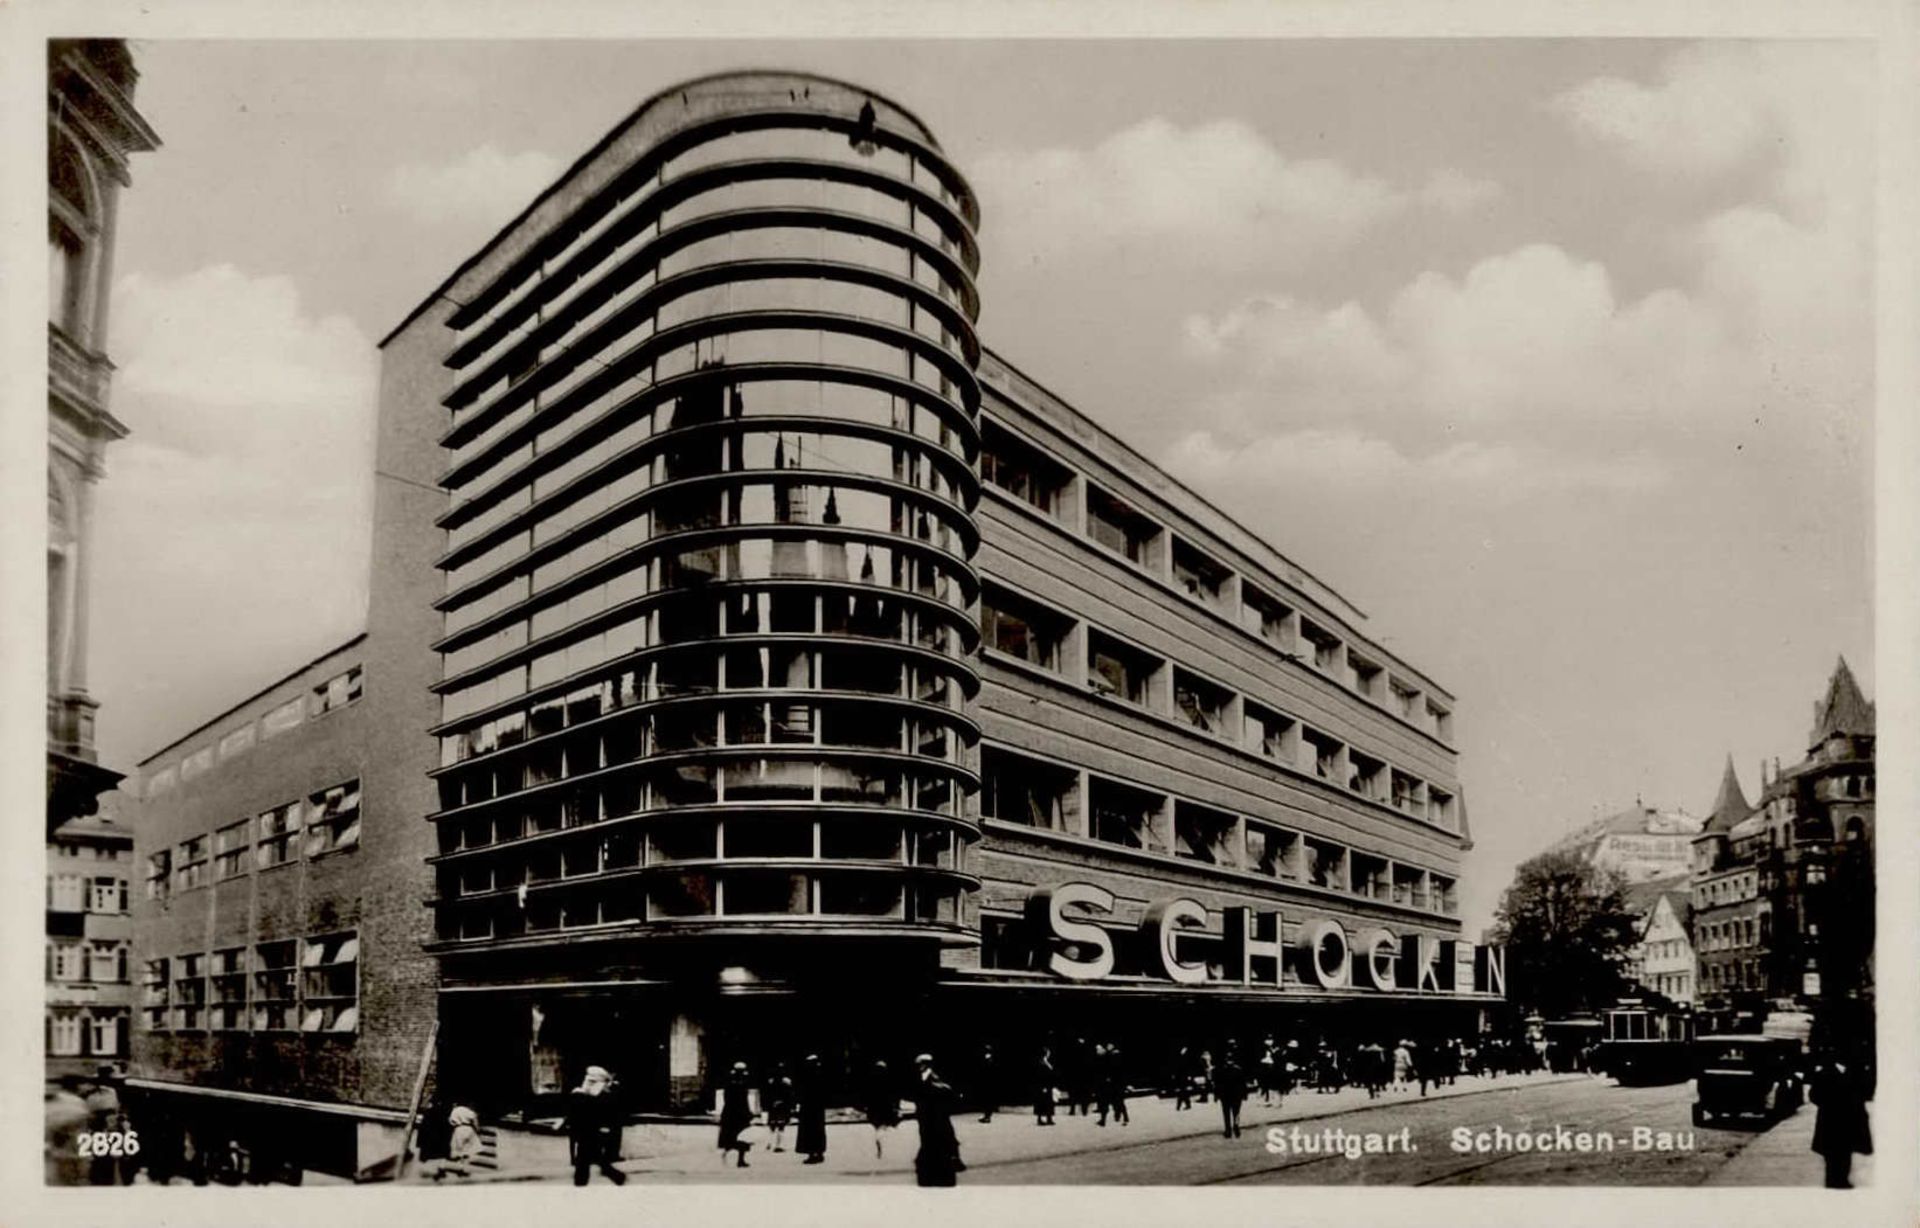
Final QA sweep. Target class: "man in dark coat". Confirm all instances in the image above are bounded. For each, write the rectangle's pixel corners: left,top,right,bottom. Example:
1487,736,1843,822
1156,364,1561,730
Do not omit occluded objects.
794,1054,829,1164
1810,1048,1873,1189
565,1066,627,1186
1212,1043,1248,1138
975,1043,998,1123
910,1054,962,1187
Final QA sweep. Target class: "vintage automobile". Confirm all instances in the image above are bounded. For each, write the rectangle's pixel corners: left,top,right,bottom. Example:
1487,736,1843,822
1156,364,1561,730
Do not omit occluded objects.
1692,1035,1805,1127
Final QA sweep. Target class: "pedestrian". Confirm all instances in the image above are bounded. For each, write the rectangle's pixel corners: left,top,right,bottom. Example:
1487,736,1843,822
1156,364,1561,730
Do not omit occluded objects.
1212,1042,1247,1139
866,1060,901,1158
1034,1046,1057,1125
1170,1045,1193,1111
1068,1036,1094,1117
763,1063,794,1153
975,1043,997,1123
1282,1037,1303,1099
565,1066,627,1186
1358,1041,1387,1100
1107,1045,1130,1125
1810,1048,1873,1189
1195,1048,1213,1104
438,1105,482,1180
795,1054,828,1165
910,1054,962,1187
718,1062,755,1169
1257,1038,1278,1105
1392,1040,1413,1091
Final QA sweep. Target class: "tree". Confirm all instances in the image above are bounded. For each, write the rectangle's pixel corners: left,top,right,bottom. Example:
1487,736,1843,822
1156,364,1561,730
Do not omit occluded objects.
1488,849,1640,1019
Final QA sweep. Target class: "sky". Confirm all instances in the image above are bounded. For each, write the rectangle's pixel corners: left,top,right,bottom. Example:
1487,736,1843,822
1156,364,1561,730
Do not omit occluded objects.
80,36,1878,937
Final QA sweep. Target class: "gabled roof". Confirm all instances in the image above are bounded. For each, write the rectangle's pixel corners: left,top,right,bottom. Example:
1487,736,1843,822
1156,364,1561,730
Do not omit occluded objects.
1809,655,1875,747
1702,755,1752,835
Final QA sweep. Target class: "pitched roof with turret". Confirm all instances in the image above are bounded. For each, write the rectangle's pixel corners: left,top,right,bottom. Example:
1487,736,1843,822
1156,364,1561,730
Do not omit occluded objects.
1809,655,1875,748
1701,755,1753,835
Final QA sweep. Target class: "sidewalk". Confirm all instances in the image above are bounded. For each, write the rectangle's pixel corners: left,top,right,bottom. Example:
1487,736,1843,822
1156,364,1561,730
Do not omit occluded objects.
421,1071,1590,1184
1707,1102,1877,1188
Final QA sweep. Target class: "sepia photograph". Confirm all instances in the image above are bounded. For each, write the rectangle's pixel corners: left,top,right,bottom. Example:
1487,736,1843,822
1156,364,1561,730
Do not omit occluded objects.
14,3,1916,1222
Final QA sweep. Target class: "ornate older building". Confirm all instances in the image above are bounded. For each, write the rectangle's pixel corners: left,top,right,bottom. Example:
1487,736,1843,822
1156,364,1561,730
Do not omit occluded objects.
47,39,156,1100
47,39,158,828
1691,658,1875,1033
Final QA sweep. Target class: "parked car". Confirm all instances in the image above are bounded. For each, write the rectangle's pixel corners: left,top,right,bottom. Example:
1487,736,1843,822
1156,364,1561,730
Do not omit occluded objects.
1692,1035,1804,1127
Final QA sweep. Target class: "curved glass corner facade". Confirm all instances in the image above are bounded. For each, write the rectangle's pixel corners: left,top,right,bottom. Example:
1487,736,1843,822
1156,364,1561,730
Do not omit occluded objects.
427,74,983,949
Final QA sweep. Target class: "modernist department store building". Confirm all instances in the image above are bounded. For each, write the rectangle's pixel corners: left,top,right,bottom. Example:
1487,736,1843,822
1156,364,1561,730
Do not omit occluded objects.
130,71,1499,1147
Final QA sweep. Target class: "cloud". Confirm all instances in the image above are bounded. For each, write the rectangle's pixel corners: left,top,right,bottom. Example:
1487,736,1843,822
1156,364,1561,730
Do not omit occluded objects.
1166,428,1665,507
972,117,1444,273
1551,41,1872,232
1417,168,1503,215
91,266,377,763
384,143,562,229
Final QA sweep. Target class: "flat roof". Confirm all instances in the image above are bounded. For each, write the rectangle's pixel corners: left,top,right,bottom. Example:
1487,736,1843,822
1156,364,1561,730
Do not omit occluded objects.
137,631,368,767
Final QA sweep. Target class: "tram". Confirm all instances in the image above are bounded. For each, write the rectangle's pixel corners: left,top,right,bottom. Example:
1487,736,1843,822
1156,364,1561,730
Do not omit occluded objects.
1595,998,1695,1085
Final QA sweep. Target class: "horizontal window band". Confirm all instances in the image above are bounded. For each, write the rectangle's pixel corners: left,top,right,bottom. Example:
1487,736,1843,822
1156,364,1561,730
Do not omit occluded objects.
425,743,981,824
442,363,979,519
429,861,981,910
437,466,980,613
431,521,979,658
429,579,981,733
442,307,981,470
431,803,980,867
449,203,980,373
451,249,976,416
431,684,982,779
423,917,975,958
447,106,979,331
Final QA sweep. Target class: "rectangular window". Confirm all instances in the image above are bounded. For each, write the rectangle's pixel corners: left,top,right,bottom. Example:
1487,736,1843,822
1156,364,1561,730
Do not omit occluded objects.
305,780,362,857
310,666,364,717
1084,484,1159,567
1389,677,1421,720
1241,584,1295,651
979,585,1070,672
88,1015,119,1057
88,876,128,913
49,942,83,981
49,1013,82,1056
171,953,206,1031
1301,727,1344,783
145,851,170,901
1304,838,1347,890
49,873,86,912
1244,702,1297,764
174,837,208,892
262,696,305,737
1299,619,1342,672
1086,630,1156,706
1347,750,1386,801
1350,852,1389,901
257,801,301,868
300,932,359,1033
1347,649,1384,699
180,747,215,780
88,942,120,983
1425,698,1453,741
980,746,1078,832
142,959,169,1030
1171,538,1232,611
214,819,252,880
218,724,257,759
1172,669,1231,736
979,421,1068,515
210,948,248,1030
1391,770,1427,819
1428,787,1457,831
1173,800,1236,866
1244,822,1299,879
1088,777,1165,853
251,942,298,1032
